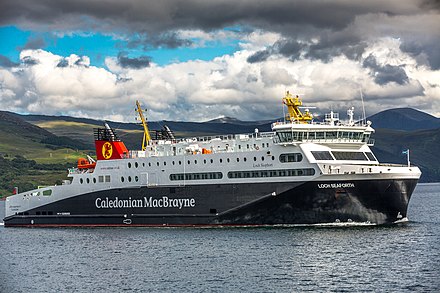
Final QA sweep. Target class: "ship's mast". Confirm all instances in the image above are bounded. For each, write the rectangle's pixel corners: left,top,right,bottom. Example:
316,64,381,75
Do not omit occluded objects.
135,100,151,151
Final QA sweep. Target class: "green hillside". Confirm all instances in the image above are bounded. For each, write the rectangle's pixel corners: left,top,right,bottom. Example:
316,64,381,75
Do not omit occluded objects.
0,112,91,198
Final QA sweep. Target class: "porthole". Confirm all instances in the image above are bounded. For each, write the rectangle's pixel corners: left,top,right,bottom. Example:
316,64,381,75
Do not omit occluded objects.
135,162,138,168
149,162,151,167
93,178,97,184
244,157,247,162
194,160,197,164
128,176,132,182
142,163,145,167
188,160,191,165
86,178,90,184
210,159,213,163
80,178,84,184
272,156,275,160
157,162,160,166
261,156,265,161
220,159,223,163
227,158,230,163
164,161,167,166
204,159,207,164
135,176,139,182
179,161,182,165
237,158,240,162
253,157,257,161
121,177,125,182
128,162,132,168
172,161,175,165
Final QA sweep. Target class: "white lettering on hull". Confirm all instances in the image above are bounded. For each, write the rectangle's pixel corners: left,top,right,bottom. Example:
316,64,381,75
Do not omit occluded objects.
317,183,355,189
95,196,196,209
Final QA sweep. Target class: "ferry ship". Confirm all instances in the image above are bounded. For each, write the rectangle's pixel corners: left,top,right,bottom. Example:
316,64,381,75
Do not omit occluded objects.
3,92,421,227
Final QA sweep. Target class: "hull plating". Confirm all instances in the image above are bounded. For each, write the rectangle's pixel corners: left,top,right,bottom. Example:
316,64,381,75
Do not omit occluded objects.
3,178,418,227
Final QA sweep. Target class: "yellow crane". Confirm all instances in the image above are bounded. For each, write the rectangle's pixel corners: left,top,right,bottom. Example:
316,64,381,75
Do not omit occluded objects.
283,91,313,123
135,100,151,150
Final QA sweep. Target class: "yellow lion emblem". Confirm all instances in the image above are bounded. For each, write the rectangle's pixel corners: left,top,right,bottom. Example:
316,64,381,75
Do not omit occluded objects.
102,142,113,159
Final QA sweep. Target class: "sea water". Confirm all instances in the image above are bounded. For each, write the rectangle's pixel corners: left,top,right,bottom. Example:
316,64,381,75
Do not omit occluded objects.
0,183,439,292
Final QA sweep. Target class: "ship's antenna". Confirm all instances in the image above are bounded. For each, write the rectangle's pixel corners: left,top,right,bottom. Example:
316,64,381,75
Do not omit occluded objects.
359,88,366,125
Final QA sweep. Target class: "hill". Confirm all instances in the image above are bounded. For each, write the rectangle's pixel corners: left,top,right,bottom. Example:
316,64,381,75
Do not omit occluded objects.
22,115,273,150
372,128,440,182
0,111,92,197
368,108,440,131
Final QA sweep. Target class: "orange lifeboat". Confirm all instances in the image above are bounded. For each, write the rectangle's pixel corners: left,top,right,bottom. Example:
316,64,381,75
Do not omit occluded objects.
77,157,97,169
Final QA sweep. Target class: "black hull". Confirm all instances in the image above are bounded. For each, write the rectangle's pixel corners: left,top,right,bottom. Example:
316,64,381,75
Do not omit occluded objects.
4,178,418,227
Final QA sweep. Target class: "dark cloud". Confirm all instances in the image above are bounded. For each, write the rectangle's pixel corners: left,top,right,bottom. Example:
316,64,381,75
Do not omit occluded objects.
18,36,46,50
247,37,366,64
1,0,439,68
117,52,151,69
21,56,38,66
56,56,89,67
247,50,271,63
0,55,19,67
127,32,193,50
116,76,133,83
400,40,440,70
363,55,409,85
1,1,432,34
247,40,305,63
74,57,89,67
56,58,69,68
421,0,440,10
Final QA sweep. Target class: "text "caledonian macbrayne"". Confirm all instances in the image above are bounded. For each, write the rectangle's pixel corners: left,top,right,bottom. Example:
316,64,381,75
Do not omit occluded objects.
95,196,196,209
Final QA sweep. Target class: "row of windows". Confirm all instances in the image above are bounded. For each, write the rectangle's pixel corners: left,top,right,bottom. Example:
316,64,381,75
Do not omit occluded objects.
311,151,377,161
276,131,370,143
79,175,111,184
228,168,315,178
126,152,307,170
168,169,315,181
237,143,271,150
16,211,54,216
128,155,279,169
279,153,303,163
121,176,139,183
22,189,52,197
170,172,223,181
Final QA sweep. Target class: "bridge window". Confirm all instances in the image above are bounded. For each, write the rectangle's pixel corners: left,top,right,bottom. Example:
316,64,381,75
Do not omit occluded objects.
365,152,377,161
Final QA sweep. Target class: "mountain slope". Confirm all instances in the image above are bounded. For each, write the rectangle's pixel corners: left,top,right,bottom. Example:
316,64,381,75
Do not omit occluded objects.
368,108,440,131
0,111,90,162
372,128,440,182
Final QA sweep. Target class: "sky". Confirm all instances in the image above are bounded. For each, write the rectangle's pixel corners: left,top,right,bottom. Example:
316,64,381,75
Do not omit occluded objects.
0,0,439,122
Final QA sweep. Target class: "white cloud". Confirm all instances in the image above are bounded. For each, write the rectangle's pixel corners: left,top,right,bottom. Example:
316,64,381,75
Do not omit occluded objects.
1,36,440,122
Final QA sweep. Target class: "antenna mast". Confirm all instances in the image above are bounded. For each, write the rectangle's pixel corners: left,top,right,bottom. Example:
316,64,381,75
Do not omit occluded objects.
359,88,366,125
